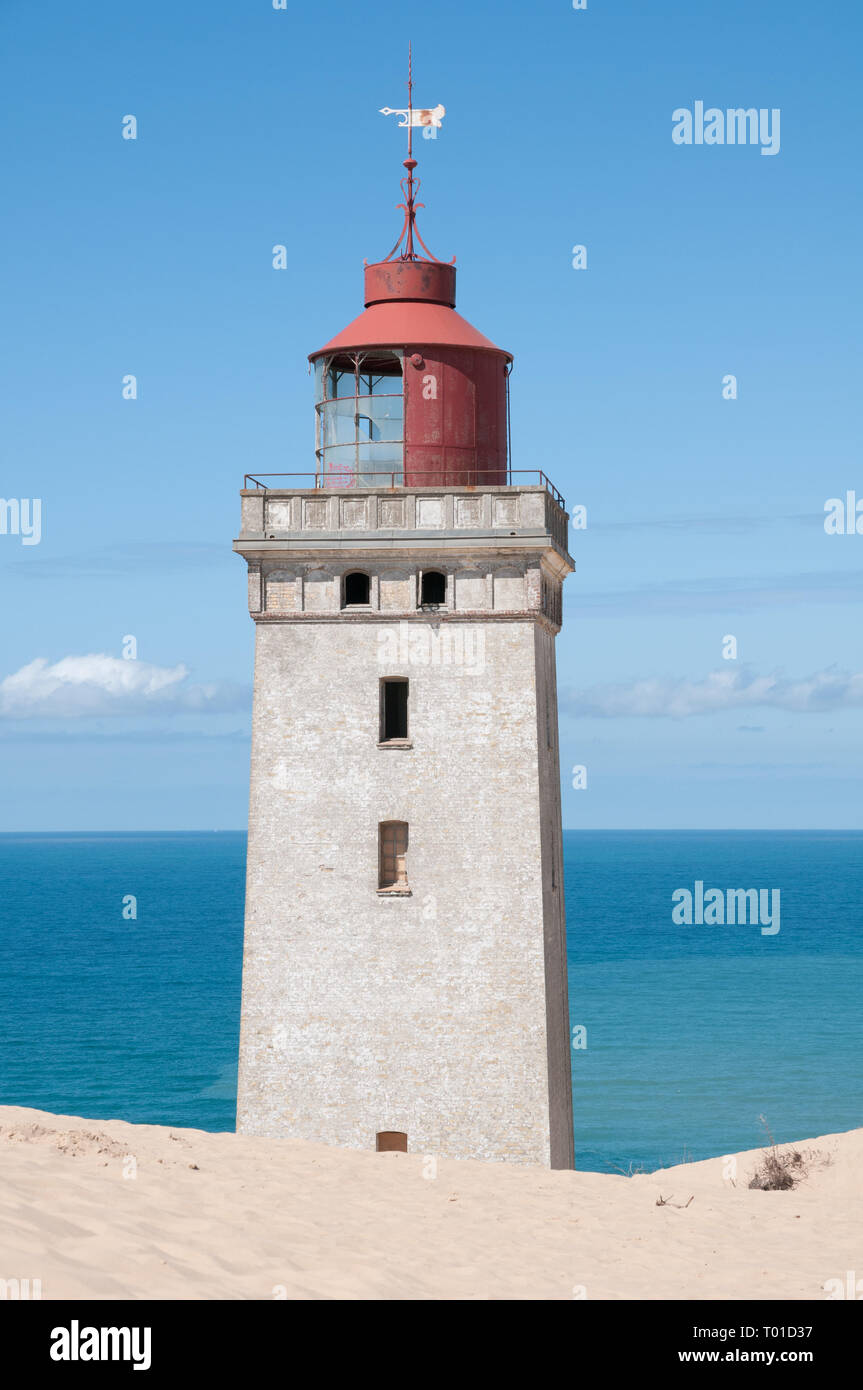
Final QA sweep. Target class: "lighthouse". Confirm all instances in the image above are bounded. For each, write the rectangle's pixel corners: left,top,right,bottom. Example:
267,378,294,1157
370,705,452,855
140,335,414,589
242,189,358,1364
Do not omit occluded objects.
234,68,575,1168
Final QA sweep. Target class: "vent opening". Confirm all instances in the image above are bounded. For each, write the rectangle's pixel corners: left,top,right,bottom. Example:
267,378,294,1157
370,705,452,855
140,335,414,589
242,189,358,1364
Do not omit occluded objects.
376,1131,408,1153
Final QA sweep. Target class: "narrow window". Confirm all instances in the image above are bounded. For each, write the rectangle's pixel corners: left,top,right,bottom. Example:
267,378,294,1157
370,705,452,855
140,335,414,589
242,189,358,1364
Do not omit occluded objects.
344,571,370,606
380,679,408,743
378,821,409,891
420,570,446,607
376,1131,408,1153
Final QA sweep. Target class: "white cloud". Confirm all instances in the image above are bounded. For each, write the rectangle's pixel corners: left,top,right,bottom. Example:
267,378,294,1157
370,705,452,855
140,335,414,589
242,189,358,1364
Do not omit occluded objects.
564,666,863,719
0,655,249,719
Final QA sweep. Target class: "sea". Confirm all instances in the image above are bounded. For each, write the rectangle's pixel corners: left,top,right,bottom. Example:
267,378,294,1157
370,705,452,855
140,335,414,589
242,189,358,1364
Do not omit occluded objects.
0,829,860,1173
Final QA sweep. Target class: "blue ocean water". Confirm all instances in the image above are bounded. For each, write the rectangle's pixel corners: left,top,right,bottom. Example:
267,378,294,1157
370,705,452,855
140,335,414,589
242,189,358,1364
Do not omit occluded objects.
0,830,860,1172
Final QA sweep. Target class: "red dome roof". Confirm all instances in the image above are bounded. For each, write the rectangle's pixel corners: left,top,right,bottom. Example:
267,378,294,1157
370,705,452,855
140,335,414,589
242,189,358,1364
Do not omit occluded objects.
310,300,510,359
309,259,511,361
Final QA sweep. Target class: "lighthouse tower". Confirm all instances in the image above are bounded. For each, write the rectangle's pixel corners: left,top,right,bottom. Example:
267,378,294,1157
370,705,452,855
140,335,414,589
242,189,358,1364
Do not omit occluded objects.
234,76,574,1168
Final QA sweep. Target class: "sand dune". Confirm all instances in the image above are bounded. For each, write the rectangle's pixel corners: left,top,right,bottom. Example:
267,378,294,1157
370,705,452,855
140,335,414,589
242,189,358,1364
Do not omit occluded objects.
0,1106,860,1300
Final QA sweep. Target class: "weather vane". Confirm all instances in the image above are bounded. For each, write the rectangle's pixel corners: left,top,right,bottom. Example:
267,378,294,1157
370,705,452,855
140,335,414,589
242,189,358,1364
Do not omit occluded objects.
378,44,451,264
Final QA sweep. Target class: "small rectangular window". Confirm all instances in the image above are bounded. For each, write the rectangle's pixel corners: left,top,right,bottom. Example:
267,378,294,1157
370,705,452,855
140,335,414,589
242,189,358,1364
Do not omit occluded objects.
378,821,409,891
380,678,408,742
376,1131,408,1153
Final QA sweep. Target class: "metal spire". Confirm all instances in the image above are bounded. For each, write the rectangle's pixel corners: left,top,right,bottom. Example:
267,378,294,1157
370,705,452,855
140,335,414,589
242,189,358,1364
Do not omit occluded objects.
378,46,452,264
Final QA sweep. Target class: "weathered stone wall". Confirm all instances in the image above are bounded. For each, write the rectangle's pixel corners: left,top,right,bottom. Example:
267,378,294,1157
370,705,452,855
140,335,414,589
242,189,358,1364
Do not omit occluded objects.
235,483,575,1167
533,626,576,1169
256,558,556,619
237,618,572,1164
239,484,557,541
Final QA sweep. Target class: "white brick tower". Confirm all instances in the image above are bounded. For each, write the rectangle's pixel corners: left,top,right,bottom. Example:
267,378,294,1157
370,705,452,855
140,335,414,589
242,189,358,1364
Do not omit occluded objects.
234,91,575,1167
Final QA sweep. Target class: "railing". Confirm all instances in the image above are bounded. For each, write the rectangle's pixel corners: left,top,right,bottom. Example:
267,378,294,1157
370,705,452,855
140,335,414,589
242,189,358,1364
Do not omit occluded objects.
243,470,565,509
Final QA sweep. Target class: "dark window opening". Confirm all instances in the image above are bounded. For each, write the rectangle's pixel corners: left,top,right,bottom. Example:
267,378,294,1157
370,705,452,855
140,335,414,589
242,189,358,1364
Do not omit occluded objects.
381,679,409,742
420,570,446,607
344,572,370,606
376,1131,408,1153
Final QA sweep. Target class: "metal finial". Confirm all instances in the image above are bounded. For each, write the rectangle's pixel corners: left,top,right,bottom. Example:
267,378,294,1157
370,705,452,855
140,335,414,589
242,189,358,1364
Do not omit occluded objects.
378,47,452,265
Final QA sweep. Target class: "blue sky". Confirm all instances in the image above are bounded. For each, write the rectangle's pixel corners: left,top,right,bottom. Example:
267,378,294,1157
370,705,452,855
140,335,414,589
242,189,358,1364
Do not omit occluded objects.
1,0,861,829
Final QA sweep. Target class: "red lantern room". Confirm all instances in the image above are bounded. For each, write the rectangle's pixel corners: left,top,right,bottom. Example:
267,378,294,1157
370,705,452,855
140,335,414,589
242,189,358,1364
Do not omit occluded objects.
309,70,511,490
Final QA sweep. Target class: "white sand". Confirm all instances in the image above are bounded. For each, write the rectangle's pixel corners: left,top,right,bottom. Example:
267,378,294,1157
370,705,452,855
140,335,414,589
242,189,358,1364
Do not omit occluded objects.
0,1106,859,1300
